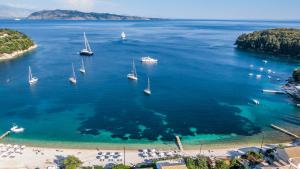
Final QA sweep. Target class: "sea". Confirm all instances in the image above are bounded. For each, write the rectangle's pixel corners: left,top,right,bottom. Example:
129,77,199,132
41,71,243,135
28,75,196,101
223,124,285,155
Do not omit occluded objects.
0,19,300,149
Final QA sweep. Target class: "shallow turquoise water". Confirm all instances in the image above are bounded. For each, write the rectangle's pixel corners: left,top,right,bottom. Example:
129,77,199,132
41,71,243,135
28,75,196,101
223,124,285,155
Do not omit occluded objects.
0,20,300,148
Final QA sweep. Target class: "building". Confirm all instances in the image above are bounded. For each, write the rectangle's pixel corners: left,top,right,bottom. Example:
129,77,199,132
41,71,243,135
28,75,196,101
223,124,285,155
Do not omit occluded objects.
277,146,300,169
156,158,188,169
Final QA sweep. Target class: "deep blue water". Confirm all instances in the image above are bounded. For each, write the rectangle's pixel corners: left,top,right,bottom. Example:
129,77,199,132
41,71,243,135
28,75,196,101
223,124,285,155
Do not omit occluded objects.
0,20,300,147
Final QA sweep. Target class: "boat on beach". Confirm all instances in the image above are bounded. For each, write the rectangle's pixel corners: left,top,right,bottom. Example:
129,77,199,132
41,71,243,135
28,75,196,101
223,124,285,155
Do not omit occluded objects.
144,77,151,95
80,32,93,56
28,66,38,85
127,59,138,81
141,56,158,64
69,63,77,84
79,59,86,74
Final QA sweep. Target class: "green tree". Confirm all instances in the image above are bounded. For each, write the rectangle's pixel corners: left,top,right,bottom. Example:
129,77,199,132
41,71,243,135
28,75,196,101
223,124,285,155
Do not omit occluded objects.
112,164,131,169
63,155,83,169
215,160,229,169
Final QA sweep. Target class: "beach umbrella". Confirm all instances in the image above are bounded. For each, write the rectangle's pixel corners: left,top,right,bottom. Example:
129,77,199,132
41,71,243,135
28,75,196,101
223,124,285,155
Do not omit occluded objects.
0,143,4,147
13,145,20,149
151,149,156,152
7,144,12,147
100,156,105,160
143,149,148,153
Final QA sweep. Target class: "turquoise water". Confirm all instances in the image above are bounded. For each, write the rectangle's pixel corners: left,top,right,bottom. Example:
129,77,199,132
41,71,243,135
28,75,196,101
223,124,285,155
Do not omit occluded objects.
0,20,300,148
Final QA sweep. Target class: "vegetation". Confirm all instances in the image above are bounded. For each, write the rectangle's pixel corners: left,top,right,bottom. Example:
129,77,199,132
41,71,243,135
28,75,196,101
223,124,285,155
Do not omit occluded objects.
111,164,131,169
241,151,263,166
235,28,300,57
185,155,211,169
214,160,230,169
82,166,104,169
63,155,83,169
293,69,300,82
0,28,34,55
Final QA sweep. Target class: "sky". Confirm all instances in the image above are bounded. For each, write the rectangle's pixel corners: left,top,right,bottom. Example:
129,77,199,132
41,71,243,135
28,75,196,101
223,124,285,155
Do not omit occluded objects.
1,0,300,20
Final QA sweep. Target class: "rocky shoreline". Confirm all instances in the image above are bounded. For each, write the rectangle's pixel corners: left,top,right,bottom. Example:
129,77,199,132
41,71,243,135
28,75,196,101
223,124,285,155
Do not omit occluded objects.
0,44,37,61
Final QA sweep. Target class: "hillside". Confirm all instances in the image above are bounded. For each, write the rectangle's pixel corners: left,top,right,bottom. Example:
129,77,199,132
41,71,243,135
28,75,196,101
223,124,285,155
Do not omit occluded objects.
235,28,300,57
27,10,151,20
0,29,36,60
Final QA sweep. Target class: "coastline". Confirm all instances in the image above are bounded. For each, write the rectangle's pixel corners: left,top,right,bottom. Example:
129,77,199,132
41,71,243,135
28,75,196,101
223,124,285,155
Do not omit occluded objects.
0,44,37,61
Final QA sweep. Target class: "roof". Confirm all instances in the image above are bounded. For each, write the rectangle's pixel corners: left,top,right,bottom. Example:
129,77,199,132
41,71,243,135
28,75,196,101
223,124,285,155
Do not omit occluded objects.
284,147,300,158
156,158,188,169
160,164,188,169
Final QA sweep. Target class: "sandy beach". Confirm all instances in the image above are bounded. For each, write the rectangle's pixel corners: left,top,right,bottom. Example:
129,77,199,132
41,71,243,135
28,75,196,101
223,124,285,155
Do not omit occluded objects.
0,142,284,169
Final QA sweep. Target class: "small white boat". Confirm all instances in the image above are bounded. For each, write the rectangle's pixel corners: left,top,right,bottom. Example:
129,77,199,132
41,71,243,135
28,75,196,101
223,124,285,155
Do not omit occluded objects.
248,73,254,76
256,74,262,79
121,32,126,40
14,18,21,21
79,59,86,74
267,69,272,73
259,67,264,71
10,125,24,133
252,99,260,105
262,60,268,64
80,32,93,56
262,89,284,94
249,64,254,68
127,59,138,81
69,63,77,84
141,56,158,64
28,66,38,85
144,77,151,95
267,75,272,79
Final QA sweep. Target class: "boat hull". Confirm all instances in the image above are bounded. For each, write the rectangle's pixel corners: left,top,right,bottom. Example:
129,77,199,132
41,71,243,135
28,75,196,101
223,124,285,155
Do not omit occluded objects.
127,74,138,81
80,51,93,56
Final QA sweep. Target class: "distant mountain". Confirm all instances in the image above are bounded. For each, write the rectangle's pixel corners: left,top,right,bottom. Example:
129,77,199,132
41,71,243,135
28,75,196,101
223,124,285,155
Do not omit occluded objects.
0,5,34,19
27,9,152,20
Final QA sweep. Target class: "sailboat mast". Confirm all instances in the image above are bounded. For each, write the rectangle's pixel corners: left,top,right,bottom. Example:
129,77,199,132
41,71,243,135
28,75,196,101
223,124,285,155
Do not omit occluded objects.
72,63,76,79
81,59,85,70
83,32,88,50
148,77,150,90
28,66,32,81
132,59,137,77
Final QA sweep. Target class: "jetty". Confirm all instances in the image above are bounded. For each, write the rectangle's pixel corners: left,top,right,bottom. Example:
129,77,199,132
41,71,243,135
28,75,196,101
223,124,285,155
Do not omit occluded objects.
0,131,10,140
270,124,300,139
262,89,285,94
175,135,184,152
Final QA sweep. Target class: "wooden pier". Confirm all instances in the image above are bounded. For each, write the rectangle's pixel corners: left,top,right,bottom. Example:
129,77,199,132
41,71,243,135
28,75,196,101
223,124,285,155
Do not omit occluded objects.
175,135,184,152
270,124,300,139
0,131,10,141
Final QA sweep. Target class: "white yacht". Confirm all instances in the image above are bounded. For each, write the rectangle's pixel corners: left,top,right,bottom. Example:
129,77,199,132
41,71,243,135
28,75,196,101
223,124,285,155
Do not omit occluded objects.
141,56,158,64
262,60,268,64
144,77,151,95
69,63,77,84
79,59,86,74
10,124,24,133
127,59,138,80
248,73,254,76
259,67,264,71
80,32,93,56
256,74,262,79
28,66,38,85
252,99,260,105
121,32,126,40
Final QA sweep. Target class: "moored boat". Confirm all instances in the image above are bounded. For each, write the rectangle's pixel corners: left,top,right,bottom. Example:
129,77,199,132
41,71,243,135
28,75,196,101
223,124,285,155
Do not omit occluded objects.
69,63,77,84
28,66,38,85
141,56,158,64
144,77,151,95
127,59,138,80
80,32,93,56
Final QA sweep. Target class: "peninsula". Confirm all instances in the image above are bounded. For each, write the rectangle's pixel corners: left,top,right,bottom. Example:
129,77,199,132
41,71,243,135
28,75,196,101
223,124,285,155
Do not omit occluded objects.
0,29,36,61
235,28,300,58
27,9,152,20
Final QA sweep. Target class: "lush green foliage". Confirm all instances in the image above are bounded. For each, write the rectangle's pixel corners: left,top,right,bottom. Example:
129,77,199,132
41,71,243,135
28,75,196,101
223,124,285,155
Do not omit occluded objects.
0,28,34,55
228,159,247,169
214,160,230,169
242,151,263,166
63,155,83,169
235,28,300,57
93,166,105,169
112,164,131,169
185,156,210,169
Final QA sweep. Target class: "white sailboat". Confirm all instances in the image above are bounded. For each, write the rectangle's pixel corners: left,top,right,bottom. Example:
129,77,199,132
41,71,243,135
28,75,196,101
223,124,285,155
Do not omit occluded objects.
28,66,38,85
69,63,77,84
127,59,138,80
79,59,86,74
144,77,151,95
80,32,93,56
121,32,126,40
141,56,158,64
